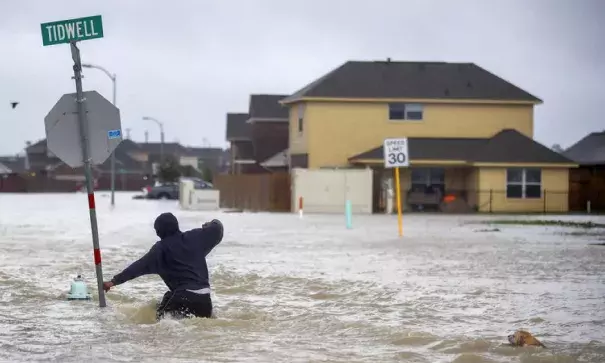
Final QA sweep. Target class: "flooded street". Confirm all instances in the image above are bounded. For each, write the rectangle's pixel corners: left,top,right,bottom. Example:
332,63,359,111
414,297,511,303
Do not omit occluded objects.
0,193,604,363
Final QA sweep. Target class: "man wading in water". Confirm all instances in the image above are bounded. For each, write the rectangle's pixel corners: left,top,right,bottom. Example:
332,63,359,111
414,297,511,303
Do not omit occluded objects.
103,212,224,320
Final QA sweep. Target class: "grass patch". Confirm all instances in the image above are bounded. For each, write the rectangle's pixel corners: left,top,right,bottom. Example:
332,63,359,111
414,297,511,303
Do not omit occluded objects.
559,231,605,237
485,220,605,229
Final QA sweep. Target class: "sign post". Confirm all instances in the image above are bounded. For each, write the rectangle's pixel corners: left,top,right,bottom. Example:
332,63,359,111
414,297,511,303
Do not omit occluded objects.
41,15,121,308
383,138,410,237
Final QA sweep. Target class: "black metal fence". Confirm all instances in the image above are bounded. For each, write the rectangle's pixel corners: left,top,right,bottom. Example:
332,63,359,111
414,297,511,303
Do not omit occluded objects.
402,188,571,214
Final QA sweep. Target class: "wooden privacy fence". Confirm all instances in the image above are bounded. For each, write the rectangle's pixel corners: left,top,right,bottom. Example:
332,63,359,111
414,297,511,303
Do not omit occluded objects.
213,172,291,212
569,181,605,211
569,167,605,212
0,174,79,193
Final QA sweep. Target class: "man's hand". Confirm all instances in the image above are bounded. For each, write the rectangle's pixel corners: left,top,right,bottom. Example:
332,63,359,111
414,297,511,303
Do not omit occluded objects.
203,219,221,228
103,281,114,292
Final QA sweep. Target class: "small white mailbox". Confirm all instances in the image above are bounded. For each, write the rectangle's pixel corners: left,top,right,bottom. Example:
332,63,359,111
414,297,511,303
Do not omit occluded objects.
179,178,220,211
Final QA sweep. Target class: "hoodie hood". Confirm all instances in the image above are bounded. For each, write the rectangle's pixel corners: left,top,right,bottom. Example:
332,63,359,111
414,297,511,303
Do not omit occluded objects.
154,212,181,239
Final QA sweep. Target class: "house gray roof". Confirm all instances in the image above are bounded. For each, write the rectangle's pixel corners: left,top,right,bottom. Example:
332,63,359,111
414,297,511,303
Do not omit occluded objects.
226,113,250,140
0,156,27,174
248,94,289,120
0,162,10,174
282,60,542,103
563,131,605,165
26,139,48,154
138,142,188,155
184,147,225,159
98,140,146,171
115,139,141,152
260,149,288,167
349,129,574,164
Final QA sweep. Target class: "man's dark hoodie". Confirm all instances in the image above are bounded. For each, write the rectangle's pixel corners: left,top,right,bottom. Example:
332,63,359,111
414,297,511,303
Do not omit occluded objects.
110,213,224,291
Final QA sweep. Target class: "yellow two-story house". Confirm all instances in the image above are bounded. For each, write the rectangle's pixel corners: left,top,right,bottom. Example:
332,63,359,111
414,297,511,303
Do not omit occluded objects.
280,59,577,213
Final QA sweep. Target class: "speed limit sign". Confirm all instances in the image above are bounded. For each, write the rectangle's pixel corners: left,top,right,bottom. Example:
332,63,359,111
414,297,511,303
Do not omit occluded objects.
383,138,409,168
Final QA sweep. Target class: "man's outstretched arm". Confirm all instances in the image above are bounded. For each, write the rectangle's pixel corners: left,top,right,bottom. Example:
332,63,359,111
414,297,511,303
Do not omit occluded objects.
194,219,224,256
104,242,162,291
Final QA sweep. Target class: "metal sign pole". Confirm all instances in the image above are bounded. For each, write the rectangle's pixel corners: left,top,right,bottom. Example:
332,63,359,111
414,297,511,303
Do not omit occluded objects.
70,41,106,308
110,74,117,207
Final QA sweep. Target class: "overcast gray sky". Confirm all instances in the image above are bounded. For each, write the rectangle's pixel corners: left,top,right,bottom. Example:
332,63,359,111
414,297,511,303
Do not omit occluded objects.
0,0,603,155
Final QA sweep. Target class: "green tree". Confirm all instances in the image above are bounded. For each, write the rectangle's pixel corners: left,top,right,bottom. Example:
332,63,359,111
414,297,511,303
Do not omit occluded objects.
201,166,213,183
157,157,181,183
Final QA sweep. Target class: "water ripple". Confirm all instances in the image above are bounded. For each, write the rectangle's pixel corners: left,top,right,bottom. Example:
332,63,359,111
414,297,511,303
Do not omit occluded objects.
0,193,604,362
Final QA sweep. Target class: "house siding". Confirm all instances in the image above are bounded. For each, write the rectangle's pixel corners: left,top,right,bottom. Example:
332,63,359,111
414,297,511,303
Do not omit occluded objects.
477,167,569,213
303,101,533,168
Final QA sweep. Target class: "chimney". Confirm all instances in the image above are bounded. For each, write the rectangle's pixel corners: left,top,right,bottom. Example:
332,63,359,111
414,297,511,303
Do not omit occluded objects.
125,128,132,140
144,130,149,143
386,57,391,63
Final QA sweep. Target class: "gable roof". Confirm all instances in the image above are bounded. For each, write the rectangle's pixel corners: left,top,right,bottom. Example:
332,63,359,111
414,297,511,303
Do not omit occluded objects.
282,60,542,103
260,149,288,168
248,94,289,120
472,129,573,163
225,113,250,141
26,139,48,154
349,129,573,165
137,142,188,155
0,162,10,174
116,139,141,152
563,131,605,165
0,156,26,174
184,147,225,159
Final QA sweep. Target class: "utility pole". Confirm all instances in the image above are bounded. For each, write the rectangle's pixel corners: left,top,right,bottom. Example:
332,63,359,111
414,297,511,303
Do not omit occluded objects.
142,116,165,163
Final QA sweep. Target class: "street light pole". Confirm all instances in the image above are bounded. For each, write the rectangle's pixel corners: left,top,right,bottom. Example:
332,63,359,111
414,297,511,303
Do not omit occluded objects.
142,116,165,163
82,63,117,207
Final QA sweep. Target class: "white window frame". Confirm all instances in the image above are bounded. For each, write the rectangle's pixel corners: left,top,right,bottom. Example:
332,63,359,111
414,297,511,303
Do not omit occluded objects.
388,103,424,121
506,168,542,199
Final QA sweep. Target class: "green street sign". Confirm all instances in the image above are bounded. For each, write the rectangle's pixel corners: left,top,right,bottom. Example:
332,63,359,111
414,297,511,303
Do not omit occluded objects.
41,15,103,46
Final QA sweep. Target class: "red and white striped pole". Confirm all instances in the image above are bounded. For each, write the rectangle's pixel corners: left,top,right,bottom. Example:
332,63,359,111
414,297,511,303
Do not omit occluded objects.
71,42,106,307
88,193,102,265
298,196,303,219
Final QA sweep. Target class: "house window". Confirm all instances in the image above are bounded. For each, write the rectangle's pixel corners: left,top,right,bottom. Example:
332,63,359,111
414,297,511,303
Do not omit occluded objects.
297,103,305,133
506,168,542,199
389,103,424,120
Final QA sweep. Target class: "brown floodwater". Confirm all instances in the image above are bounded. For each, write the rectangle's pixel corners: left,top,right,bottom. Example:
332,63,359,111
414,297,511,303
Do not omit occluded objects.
0,193,604,362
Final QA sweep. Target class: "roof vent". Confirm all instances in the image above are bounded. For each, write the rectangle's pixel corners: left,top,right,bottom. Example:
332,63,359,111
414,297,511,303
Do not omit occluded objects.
419,64,426,71
444,88,450,96
467,81,472,88
386,57,391,63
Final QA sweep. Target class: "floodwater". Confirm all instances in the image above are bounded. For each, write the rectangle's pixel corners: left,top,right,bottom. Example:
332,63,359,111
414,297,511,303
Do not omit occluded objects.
0,193,604,363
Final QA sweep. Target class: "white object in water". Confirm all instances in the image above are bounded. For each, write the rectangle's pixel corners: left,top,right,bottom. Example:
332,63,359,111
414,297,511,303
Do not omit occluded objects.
179,178,220,211
67,274,92,301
